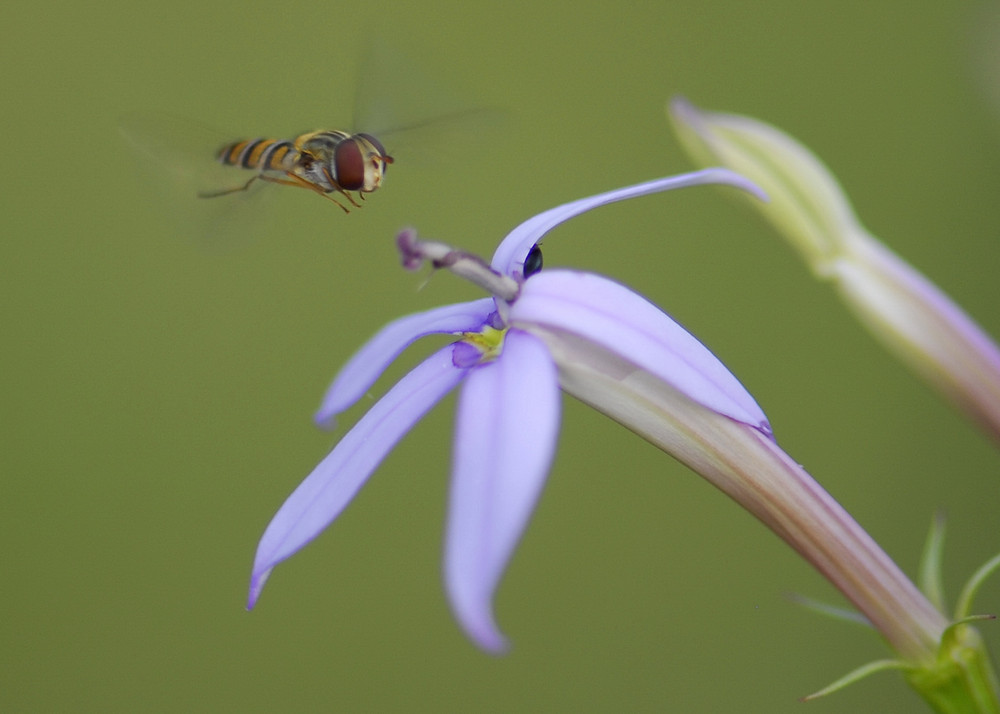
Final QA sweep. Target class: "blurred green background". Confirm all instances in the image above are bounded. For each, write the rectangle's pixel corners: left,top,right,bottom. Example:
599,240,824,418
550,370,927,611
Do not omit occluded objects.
4,0,1000,711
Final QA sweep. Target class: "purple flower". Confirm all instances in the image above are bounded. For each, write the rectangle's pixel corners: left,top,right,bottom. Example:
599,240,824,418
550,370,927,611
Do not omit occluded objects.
247,169,772,652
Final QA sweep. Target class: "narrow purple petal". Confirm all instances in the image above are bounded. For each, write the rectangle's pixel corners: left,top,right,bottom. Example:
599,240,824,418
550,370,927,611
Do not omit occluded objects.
444,330,561,653
509,270,772,437
490,169,767,277
249,346,467,609
315,298,494,427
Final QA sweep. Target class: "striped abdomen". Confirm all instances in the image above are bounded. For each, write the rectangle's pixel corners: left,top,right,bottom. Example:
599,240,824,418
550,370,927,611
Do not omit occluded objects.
216,138,297,173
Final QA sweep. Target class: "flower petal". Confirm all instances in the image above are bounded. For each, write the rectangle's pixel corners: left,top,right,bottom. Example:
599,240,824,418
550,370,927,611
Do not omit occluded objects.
490,169,767,277
249,346,467,609
315,298,494,427
509,270,772,437
444,329,560,653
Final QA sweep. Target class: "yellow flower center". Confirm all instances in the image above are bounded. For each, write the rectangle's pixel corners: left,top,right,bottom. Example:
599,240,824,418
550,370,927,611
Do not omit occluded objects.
461,325,507,363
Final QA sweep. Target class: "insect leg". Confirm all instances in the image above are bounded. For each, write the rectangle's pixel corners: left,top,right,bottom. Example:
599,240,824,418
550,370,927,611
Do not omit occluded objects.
197,170,354,213
266,172,351,213
198,175,262,198
320,166,363,209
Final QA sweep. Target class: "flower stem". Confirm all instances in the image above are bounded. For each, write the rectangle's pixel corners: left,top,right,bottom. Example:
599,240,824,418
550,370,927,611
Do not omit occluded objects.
546,334,999,709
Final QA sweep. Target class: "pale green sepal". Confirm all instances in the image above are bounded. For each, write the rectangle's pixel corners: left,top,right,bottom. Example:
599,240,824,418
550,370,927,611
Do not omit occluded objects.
801,659,912,702
800,623,1000,709
784,592,870,627
948,615,999,629
906,624,1000,714
955,553,1000,621
920,512,949,612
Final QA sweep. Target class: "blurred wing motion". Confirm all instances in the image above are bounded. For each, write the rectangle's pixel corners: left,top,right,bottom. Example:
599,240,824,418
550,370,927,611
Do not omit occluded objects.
119,113,283,248
352,45,505,169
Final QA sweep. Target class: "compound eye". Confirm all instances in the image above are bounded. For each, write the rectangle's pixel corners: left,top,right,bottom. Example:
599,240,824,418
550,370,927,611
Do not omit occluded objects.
333,139,365,190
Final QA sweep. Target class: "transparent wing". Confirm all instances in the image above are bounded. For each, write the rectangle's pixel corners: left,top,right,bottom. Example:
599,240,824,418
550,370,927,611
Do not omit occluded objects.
350,44,507,168
118,112,283,248
375,107,505,169
118,112,270,195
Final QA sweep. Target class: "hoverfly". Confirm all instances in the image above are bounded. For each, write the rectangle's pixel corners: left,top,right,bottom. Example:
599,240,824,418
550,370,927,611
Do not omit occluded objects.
120,116,395,213
120,56,495,244
204,129,394,213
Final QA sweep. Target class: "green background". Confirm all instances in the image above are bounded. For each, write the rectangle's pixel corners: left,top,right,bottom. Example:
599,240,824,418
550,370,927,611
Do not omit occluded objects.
4,1,1000,711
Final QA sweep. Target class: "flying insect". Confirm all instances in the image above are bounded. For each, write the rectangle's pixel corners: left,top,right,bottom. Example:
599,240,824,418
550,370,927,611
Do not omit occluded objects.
204,129,394,212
